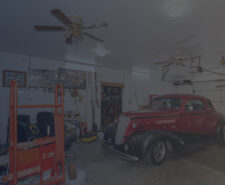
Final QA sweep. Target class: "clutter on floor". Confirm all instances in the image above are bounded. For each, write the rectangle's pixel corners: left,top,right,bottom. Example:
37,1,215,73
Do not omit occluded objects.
66,169,86,185
79,122,97,143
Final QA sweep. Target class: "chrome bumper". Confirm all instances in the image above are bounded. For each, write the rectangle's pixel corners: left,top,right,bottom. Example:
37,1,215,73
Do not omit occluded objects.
98,140,139,162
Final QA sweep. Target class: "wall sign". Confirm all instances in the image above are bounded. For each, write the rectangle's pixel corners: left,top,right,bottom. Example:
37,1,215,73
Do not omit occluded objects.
2,70,27,87
58,68,86,89
28,69,58,88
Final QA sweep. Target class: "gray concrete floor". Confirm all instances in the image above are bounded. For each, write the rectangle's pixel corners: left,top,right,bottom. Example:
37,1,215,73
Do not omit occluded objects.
66,142,225,185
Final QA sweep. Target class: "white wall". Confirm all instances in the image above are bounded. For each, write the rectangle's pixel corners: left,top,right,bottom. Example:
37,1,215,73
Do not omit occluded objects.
0,52,175,144
122,71,176,111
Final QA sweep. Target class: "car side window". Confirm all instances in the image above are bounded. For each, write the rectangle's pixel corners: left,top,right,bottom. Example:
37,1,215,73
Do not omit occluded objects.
185,99,205,111
185,100,194,111
194,100,205,111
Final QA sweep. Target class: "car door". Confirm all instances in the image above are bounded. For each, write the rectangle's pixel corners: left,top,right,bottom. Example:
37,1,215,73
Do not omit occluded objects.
183,98,207,134
181,99,195,133
204,100,220,134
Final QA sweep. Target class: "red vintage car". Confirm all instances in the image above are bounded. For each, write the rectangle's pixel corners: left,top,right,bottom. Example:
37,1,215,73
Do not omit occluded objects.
99,94,225,165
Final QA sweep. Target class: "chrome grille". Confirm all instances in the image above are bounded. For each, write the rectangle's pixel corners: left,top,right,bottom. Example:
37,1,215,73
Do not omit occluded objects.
115,115,130,145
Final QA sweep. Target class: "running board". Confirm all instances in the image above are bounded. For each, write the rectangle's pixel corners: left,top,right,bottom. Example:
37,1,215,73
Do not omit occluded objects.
178,138,216,156
99,141,139,162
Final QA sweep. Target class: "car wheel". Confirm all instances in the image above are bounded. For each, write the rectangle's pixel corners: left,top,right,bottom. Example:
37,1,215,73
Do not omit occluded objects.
145,139,167,166
218,124,225,146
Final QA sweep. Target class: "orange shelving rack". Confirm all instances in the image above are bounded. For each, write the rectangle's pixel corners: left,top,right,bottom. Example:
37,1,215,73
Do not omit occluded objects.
3,80,65,185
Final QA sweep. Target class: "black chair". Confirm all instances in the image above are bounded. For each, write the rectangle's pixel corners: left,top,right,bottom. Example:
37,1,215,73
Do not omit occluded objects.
17,115,30,125
6,115,31,145
37,112,55,138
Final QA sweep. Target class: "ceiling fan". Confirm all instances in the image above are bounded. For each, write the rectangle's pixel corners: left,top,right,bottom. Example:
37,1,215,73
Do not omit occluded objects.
34,9,108,44
154,52,197,68
189,56,225,76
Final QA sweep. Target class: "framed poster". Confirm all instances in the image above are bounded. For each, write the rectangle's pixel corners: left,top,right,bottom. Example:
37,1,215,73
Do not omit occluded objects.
29,69,58,88
3,70,27,87
58,68,86,89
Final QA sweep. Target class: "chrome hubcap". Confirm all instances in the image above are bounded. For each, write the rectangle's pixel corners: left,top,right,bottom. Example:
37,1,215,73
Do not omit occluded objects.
153,141,166,162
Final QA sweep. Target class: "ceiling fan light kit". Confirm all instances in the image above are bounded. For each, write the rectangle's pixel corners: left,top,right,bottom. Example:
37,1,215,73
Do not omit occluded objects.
34,9,108,44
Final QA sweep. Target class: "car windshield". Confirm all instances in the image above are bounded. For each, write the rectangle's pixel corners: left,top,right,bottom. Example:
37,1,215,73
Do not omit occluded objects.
149,97,182,111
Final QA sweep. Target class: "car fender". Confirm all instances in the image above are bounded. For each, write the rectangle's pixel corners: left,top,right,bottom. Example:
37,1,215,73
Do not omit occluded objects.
217,118,225,133
126,130,184,158
217,118,225,143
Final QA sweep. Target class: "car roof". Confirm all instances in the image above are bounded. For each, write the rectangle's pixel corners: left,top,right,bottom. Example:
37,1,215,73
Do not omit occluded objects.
158,94,209,100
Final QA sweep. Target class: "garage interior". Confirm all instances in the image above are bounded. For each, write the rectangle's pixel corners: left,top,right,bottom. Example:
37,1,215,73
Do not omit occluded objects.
1,0,225,185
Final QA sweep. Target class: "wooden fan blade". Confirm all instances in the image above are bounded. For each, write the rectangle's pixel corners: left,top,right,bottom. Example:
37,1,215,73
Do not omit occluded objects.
181,55,199,61
51,9,73,28
81,31,104,42
154,61,171,65
34,25,66,31
181,57,192,61
179,62,186,67
163,62,174,68
202,68,223,75
81,23,108,30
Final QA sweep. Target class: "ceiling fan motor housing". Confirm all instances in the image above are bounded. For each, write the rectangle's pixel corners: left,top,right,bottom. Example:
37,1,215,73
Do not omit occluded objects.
173,81,182,86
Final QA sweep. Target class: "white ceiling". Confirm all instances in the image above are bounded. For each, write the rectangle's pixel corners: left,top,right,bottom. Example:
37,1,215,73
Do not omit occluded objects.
1,0,225,74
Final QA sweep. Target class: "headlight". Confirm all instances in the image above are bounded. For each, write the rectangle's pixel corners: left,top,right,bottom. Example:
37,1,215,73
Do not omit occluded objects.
132,122,137,129
97,131,104,140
